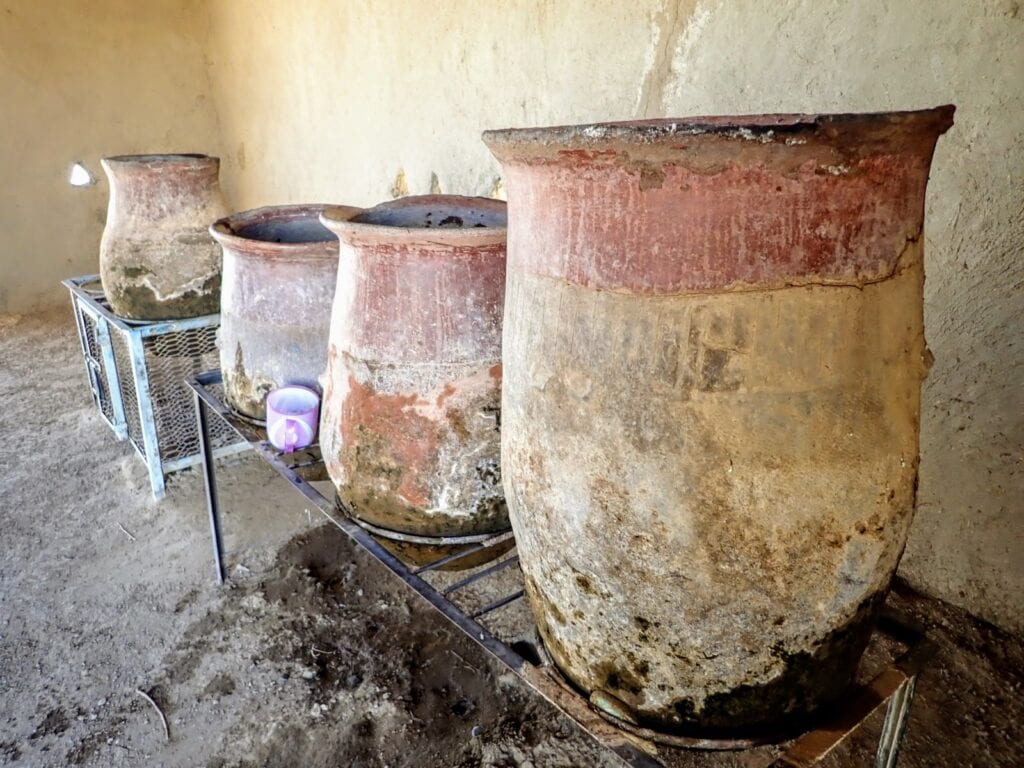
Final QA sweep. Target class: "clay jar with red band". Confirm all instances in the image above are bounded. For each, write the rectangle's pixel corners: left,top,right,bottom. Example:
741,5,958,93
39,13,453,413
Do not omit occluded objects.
319,196,508,539
483,107,954,736
210,204,360,420
100,154,228,320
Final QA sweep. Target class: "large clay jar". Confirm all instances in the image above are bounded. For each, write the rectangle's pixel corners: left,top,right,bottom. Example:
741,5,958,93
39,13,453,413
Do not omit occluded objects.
211,204,360,420
319,196,508,538
99,154,228,320
483,107,954,736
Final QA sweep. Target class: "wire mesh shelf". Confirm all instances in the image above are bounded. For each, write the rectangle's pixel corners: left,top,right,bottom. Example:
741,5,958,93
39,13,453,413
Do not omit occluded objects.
64,275,247,498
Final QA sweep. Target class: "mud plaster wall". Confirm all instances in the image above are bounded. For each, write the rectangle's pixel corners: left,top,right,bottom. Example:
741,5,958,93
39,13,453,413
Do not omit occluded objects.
0,0,224,314
646,1,1024,634
199,0,1021,632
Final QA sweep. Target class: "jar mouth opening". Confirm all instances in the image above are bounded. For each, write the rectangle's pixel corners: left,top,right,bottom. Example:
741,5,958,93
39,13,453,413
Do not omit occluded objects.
234,218,333,243
104,153,215,164
482,106,956,149
350,196,507,230
211,205,360,252
228,213,335,244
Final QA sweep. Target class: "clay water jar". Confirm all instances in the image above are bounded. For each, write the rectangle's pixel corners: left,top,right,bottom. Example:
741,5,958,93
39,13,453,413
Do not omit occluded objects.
483,107,954,736
211,204,360,421
99,154,228,320
319,195,508,540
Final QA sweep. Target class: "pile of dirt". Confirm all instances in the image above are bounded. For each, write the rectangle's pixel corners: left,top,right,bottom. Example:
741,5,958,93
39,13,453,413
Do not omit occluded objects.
163,528,614,768
99,525,616,768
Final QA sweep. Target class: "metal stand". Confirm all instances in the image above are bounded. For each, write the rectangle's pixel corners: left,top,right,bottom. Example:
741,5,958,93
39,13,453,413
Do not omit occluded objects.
195,382,229,584
188,369,935,768
64,276,247,498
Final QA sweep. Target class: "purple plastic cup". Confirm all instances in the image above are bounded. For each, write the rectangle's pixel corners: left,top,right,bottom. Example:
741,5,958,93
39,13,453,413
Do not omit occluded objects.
266,385,320,453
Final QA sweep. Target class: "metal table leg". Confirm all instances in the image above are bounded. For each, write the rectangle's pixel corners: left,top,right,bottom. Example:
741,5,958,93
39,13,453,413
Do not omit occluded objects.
195,389,227,584
126,333,166,499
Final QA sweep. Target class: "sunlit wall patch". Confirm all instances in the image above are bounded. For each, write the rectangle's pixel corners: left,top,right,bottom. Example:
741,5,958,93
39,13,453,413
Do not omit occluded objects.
68,161,97,187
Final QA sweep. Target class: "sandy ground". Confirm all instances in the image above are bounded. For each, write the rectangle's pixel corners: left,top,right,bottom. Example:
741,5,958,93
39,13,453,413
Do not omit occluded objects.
1,308,1022,768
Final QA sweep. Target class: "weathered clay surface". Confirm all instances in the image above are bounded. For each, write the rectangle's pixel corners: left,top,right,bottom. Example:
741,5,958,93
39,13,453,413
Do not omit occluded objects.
211,204,359,420
484,108,954,734
99,154,228,320
319,196,508,538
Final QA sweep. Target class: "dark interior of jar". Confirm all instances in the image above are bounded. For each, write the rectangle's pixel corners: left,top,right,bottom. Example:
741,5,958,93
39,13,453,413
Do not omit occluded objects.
352,202,506,229
234,217,334,243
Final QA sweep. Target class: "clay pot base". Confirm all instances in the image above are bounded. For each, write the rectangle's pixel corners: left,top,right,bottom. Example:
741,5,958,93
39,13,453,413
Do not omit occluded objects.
332,496,513,571
226,403,267,428
82,277,185,327
119,315,168,327
532,636,838,751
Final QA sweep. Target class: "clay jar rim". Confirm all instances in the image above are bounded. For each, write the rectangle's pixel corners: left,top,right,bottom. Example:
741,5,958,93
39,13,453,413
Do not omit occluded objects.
211,204,361,260
481,105,956,160
101,153,221,171
320,195,507,250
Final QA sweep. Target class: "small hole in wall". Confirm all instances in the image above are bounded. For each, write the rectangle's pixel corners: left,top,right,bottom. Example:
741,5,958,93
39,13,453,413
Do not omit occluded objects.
68,162,96,187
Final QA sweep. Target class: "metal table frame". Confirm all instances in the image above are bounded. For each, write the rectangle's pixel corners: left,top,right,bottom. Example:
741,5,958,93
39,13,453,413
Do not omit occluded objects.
64,275,247,498
189,369,935,768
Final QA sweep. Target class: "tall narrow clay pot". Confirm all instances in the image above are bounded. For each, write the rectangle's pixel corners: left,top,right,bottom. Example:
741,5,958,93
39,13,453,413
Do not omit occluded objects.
99,154,228,320
483,107,954,736
319,196,508,538
210,204,360,420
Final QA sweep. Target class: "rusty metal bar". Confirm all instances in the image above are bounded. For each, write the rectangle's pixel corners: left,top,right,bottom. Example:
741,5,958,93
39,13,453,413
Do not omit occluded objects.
470,589,526,619
444,555,521,596
195,388,227,584
412,531,517,574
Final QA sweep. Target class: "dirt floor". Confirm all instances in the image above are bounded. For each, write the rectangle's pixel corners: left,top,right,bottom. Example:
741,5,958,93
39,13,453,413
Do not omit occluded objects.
1,308,1022,768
